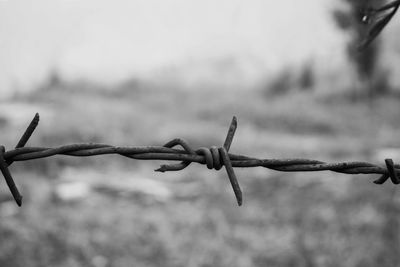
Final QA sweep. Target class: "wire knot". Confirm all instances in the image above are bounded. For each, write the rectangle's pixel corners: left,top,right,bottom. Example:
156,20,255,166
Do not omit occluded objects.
155,117,243,206
196,146,225,170
373,158,400,185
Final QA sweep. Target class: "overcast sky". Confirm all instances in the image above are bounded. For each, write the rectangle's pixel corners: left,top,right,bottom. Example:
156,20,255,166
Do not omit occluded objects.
0,0,345,95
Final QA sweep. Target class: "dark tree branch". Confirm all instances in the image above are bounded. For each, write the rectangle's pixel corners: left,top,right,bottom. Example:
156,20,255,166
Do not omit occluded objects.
359,0,400,50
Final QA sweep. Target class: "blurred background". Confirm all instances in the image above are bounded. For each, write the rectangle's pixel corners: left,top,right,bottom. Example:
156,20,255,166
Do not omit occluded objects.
1,0,400,266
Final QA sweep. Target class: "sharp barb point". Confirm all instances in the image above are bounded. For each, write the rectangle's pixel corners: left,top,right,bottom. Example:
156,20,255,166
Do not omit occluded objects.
16,196,22,207
374,174,389,184
223,116,238,151
0,146,22,207
219,147,243,206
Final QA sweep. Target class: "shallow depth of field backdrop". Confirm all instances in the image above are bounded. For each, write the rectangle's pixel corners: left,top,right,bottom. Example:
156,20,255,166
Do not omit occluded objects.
1,1,400,266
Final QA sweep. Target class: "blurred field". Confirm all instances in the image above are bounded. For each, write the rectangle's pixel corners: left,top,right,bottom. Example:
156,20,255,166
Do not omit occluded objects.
0,84,400,267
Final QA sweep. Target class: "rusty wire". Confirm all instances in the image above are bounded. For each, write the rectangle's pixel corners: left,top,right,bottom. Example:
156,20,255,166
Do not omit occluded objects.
1,113,399,207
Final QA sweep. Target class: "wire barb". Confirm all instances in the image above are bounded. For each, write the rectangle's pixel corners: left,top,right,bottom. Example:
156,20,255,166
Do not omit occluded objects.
6,113,39,166
0,113,39,206
221,116,242,206
1,113,399,207
0,146,22,206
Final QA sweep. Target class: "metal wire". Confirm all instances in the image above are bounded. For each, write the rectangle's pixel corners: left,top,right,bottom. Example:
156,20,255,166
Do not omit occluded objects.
1,114,399,207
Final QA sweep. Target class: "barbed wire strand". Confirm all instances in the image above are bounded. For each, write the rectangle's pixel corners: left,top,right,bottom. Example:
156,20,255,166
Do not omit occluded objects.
1,113,398,207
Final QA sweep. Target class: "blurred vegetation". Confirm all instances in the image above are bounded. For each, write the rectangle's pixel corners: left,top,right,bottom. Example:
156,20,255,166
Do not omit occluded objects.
1,75,400,267
263,63,315,97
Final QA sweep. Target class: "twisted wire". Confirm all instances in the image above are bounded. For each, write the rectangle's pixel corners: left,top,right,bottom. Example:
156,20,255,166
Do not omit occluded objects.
0,114,398,207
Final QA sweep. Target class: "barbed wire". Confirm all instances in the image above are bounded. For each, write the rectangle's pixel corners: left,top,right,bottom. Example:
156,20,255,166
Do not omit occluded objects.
1,113,399,207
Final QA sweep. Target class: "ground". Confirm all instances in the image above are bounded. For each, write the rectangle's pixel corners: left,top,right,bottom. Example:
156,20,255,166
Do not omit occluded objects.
0,85,399,267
